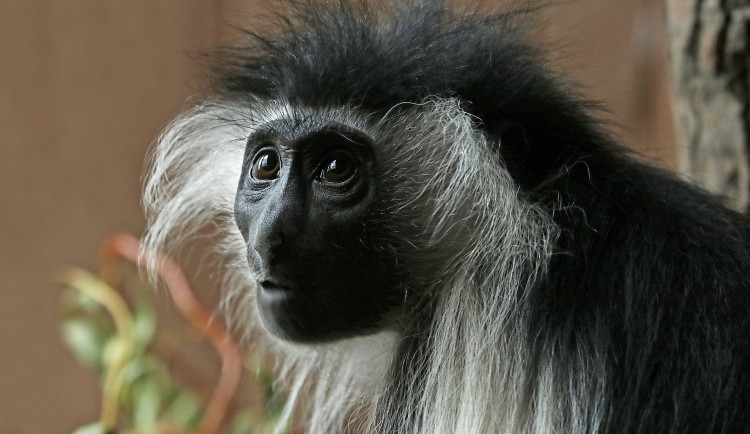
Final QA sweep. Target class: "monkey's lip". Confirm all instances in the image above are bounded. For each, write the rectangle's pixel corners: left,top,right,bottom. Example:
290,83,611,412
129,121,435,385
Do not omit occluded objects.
258,279,294,293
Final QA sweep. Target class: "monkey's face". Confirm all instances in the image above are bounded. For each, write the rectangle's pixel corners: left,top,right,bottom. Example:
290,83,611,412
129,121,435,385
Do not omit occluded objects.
234,116,403,343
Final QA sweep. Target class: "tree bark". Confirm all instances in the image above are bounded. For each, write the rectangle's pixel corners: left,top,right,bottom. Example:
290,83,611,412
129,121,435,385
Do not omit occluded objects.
666,0,750,210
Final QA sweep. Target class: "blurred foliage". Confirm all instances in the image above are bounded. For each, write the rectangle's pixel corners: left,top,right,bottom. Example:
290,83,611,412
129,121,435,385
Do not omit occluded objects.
59,263,286,434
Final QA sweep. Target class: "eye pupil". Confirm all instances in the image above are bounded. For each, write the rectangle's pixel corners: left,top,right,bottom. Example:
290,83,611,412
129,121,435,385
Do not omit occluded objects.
328,158,347,174
251,150,280,180
259,154,275,171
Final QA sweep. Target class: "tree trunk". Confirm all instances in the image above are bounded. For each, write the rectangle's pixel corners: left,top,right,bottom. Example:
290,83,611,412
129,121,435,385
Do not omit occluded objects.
666,0,750,210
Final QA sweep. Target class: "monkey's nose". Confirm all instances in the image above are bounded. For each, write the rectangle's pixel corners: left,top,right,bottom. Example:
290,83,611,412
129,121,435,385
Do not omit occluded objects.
255,227,285,258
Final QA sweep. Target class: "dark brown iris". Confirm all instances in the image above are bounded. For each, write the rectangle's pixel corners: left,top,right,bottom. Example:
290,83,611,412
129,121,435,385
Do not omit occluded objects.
319,154,355,183
251,151,280,180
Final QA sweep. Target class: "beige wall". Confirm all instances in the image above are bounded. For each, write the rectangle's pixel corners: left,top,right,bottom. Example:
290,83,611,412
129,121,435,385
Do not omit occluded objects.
0,3,225,431
543,0,676,166
0,1,673,431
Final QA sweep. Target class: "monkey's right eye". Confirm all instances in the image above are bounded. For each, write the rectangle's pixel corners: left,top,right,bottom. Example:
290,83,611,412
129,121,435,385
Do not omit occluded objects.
251,150,281,180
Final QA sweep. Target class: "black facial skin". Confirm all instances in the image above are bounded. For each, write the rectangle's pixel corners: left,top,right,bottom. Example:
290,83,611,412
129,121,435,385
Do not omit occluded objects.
234,118,403,343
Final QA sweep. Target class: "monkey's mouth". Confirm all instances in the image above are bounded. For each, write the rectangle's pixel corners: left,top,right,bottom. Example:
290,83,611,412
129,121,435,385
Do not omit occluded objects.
257,278,299,314
258,279,294,295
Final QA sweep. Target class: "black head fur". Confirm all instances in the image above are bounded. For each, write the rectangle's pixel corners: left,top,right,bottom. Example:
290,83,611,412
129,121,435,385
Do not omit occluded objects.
211,0,610,189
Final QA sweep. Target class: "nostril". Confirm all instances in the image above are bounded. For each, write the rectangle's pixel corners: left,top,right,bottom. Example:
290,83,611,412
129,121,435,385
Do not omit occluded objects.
268,231,285,249
254,231,285,267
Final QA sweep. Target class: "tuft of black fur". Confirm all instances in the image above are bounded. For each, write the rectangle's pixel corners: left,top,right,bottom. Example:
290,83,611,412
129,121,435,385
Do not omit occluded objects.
212,1,750,432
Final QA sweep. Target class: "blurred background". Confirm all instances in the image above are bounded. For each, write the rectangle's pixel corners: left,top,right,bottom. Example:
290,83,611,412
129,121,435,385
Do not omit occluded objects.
0,0,676,431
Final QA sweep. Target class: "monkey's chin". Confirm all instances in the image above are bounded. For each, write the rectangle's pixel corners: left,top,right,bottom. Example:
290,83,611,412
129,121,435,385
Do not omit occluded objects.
255,281,386,343
255,281,332,343
255,282,301,340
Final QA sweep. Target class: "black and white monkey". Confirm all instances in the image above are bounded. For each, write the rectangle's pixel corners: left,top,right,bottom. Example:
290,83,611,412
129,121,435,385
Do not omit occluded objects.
142,1,750,432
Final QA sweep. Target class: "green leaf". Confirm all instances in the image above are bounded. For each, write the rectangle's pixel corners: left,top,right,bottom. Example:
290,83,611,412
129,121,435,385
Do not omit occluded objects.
163,390,203,429
131,377,163,429
61,317,107,370
118,355,175,407
131,291,156,347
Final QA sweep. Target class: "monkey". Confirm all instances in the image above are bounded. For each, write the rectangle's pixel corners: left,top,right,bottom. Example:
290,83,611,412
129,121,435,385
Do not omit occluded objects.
141,1,750,432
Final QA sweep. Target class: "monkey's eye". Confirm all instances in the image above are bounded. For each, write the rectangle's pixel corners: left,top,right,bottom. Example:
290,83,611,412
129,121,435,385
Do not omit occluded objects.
251,150,281,180
318,153,355,183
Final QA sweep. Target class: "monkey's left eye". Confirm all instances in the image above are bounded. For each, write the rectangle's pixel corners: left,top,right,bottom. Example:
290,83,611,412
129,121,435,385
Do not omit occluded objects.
251,150,281,180
318,153,356,184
